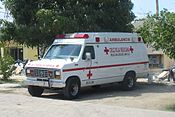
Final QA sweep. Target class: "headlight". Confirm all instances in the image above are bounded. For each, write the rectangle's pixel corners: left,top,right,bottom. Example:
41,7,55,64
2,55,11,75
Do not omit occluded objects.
55,70,61,79
26,69,34,76
55,70,60,75
26,69,31,74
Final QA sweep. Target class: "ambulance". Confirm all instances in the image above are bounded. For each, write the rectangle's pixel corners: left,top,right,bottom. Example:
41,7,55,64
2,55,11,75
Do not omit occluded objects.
25,32,149,99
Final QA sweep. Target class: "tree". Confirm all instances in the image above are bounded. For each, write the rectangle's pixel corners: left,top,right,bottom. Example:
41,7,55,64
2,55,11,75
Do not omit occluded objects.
1,0,135,48
138,9,175,58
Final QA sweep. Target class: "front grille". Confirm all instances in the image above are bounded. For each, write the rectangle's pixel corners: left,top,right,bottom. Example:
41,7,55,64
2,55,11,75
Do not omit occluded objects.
28,68,54,78
35,69,49,78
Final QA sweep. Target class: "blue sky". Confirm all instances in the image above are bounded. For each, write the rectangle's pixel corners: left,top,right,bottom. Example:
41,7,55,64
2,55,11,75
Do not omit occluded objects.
132,0,175,19
0,0,175,21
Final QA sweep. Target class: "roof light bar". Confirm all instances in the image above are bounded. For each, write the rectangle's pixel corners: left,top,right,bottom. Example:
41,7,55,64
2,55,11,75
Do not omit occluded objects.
55,34,65,39
74,34,89,39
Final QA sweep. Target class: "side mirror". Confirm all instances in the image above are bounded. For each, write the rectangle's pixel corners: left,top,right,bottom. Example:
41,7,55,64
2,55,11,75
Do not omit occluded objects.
38,55,42,60
85,52,91,61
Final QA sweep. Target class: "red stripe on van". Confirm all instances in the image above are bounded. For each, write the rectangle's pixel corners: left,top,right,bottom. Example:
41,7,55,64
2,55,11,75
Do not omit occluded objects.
63,61,149,72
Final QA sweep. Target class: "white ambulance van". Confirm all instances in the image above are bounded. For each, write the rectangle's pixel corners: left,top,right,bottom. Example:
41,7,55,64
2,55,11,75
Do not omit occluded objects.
25,32,149,99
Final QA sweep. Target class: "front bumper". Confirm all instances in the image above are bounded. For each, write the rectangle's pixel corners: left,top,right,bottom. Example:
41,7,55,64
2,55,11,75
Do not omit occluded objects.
25,77,65,88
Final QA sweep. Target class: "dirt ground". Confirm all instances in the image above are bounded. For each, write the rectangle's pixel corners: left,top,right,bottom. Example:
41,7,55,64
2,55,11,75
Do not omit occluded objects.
1,78,175,111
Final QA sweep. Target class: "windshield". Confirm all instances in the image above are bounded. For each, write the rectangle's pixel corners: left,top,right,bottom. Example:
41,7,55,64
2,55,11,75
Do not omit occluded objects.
44,44,82,59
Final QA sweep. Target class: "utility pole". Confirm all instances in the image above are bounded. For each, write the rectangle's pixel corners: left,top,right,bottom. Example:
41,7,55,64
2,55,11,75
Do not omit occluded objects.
156,0,159,16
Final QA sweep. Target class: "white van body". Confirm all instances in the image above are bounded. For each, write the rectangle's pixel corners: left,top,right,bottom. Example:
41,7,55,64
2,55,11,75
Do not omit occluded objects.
25,32,149,99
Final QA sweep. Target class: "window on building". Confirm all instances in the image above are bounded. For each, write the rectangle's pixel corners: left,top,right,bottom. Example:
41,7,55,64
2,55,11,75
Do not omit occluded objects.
148,54,163,69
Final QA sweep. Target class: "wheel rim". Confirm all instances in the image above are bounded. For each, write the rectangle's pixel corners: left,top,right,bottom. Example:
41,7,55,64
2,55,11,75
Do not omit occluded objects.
70,83,79,96
127,77,134,88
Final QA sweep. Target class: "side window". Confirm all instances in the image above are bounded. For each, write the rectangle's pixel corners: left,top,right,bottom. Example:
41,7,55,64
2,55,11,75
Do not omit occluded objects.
82,46,95,60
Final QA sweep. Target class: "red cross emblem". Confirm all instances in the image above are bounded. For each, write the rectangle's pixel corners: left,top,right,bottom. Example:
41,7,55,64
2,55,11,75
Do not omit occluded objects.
87,70,92,79
104,47,109,55
130,46,134,53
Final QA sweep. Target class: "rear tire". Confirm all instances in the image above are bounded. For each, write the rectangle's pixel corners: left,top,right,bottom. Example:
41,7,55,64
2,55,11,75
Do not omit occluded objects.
28,86,44,97
64,78,80,100
122,72,136,91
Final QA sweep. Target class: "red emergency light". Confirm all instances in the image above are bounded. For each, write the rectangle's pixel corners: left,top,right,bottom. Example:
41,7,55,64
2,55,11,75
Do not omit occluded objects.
74,34,89,39
55,34,65,39
138,37,142,42
95,37,100,42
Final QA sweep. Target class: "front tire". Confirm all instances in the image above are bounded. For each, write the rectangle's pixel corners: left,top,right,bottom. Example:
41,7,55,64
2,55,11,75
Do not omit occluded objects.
64,78,80,100
28,86,44,97
122,72,136,91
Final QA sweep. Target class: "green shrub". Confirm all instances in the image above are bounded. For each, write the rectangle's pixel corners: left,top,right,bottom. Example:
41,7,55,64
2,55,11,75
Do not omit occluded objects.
0,55,14,80
165,104,175,112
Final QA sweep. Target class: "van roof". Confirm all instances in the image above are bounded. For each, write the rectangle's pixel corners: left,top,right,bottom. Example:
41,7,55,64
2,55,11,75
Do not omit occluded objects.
54,32,143,44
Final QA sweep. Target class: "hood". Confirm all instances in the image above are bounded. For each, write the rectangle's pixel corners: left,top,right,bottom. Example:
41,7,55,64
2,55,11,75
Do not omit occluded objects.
25,59,72,69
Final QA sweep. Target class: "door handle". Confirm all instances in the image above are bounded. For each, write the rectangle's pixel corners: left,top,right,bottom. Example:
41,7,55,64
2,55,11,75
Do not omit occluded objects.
75,64,78,66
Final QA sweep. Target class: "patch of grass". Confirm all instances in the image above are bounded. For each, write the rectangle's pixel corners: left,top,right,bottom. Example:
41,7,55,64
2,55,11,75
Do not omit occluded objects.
0,79,19,84
0,89,14,93
165,104,175,112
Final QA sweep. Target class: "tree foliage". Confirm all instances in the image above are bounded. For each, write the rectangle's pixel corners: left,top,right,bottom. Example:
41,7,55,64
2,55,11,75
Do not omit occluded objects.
138,9,175,58
0,41,14,80
0,54,14,80
1,0,135,47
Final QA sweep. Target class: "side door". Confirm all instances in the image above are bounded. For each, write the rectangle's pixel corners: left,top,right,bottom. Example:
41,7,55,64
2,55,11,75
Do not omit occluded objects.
81,45,99,86
96,44,125,83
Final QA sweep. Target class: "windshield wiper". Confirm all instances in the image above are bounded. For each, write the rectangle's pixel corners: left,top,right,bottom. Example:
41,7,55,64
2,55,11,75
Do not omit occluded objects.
53,56,68,59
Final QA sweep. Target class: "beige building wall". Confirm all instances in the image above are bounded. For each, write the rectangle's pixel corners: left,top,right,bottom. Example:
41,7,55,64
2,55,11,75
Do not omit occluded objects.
147,45,175,69
2,40,38,60
23,46,38,60
163,55,175,69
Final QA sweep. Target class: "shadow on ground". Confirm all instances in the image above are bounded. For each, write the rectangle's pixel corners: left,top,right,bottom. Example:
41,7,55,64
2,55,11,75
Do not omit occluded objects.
40,81,175,101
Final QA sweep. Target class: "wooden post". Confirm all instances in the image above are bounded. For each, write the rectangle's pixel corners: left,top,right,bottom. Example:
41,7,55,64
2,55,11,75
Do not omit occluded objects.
156,0,159,16
1,47,4,58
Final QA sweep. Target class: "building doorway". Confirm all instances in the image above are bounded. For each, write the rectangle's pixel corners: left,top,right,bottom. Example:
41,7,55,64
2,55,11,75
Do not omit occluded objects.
9,48,23,61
